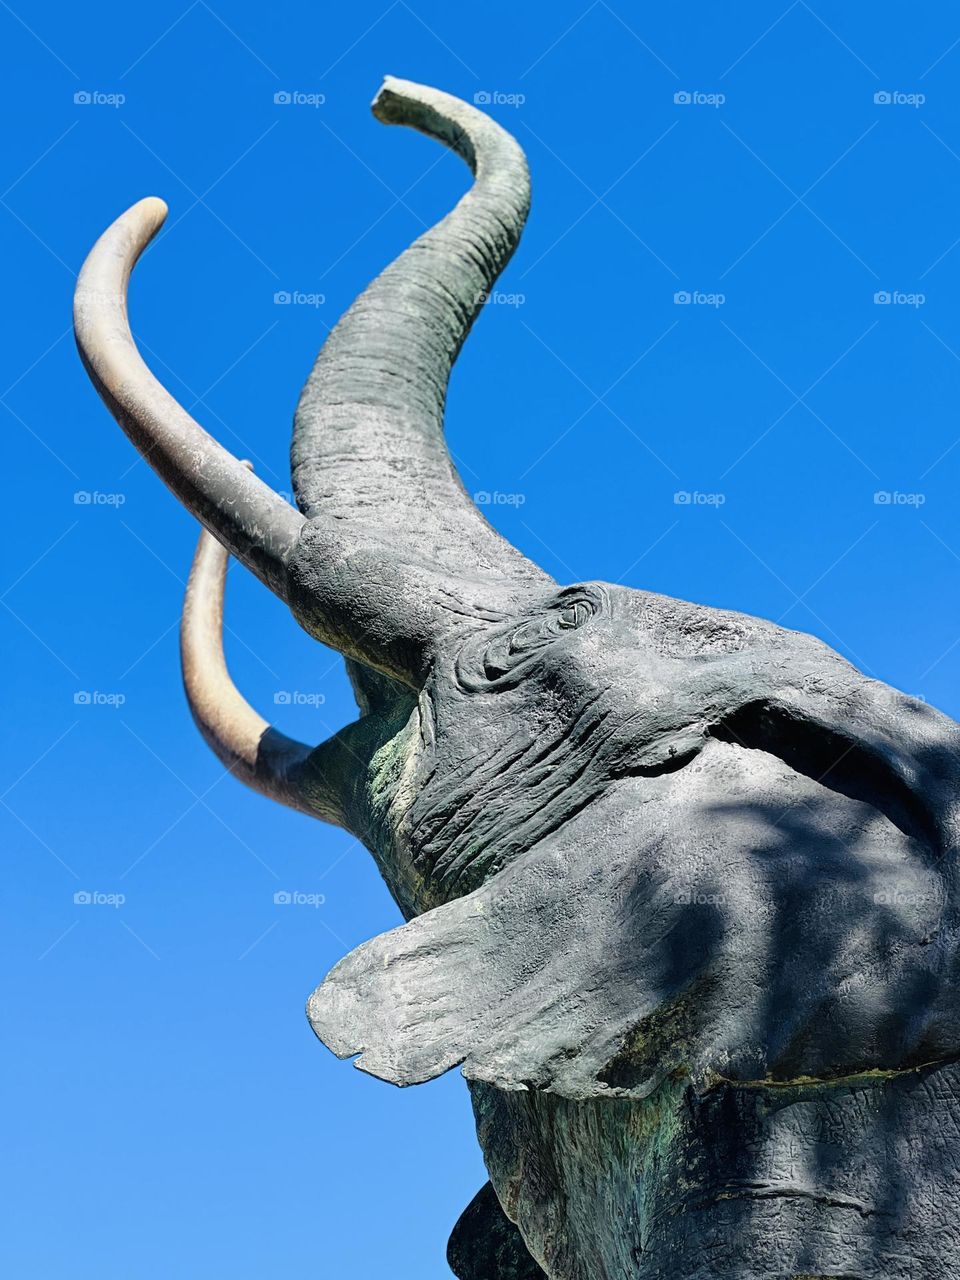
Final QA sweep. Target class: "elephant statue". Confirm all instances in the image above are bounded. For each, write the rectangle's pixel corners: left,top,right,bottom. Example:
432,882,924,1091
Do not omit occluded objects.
75,76,960,1280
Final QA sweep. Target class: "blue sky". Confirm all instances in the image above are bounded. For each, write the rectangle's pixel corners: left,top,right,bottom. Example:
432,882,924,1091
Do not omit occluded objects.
3,2,960,1276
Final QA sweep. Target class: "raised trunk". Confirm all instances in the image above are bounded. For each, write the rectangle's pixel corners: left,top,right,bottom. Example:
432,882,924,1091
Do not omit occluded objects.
291,77,549,590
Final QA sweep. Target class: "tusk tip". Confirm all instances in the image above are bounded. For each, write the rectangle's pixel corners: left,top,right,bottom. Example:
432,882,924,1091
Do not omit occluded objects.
100,196,169,247
131,195,169,232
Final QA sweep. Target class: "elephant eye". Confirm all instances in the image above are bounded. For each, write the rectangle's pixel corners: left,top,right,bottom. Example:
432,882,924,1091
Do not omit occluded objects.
558,602,590,629
455,586,604,692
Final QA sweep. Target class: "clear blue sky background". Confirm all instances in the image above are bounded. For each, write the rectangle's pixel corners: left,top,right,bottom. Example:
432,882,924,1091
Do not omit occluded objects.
3,3,960,1276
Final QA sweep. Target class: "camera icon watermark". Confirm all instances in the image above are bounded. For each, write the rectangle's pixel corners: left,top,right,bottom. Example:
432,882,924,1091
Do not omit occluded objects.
274,290,325,307
74,690,126,707
674,887,726,906
273,691,326,706
475,289,526,307
874,290,925,307
873,888,927,906
274,90,325,107
873,490,925,506
674,90,725,108
473,90,526,107
74,890,126,907
674,290,725,307
74,90,125,108
74,490,126,506
473,490,526,507
874,90,925,108
273,890,326,907
674,490,726,506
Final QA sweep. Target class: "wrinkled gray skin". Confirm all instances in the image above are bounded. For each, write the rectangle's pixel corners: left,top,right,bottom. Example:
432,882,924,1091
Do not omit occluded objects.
75,78,960,1279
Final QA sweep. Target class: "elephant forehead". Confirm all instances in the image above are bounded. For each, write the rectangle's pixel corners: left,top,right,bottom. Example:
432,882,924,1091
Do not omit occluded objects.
613,585,811,657
309,738,959,1098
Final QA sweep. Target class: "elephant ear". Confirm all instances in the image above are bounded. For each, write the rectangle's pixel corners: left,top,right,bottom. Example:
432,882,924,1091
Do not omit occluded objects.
306,776,719,1099
308,739,960,1098
306,844,634,1096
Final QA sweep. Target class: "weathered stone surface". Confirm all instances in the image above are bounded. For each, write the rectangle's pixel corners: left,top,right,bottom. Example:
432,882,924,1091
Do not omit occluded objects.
472,1062,960,1279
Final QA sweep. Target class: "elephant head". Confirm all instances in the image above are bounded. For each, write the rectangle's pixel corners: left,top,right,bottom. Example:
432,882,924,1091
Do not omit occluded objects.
76,77,960,1280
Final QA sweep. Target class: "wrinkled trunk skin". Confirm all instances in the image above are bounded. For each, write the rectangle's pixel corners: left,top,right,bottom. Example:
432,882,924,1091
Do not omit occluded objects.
470,1062,960,1279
